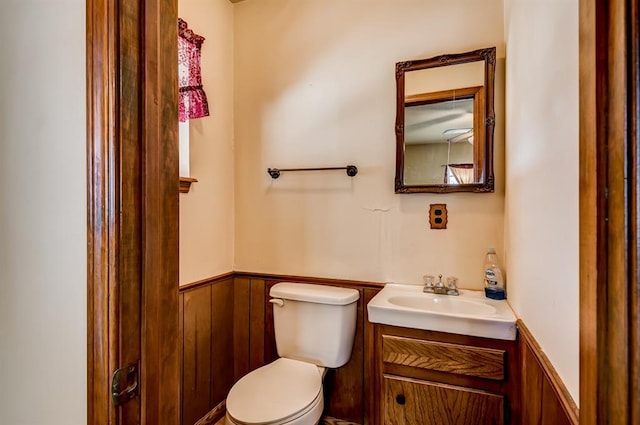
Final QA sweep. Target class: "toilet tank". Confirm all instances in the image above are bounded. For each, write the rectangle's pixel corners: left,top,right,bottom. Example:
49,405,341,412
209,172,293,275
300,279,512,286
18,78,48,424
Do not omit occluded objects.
269,282,360,368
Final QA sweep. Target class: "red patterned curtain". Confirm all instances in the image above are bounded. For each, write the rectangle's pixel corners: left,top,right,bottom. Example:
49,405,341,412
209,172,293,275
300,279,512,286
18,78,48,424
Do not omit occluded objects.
178,18,209,122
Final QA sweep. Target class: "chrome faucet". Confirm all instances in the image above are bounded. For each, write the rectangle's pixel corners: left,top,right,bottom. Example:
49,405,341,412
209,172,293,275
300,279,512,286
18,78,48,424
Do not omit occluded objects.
423,274,459,296
433,274,447,294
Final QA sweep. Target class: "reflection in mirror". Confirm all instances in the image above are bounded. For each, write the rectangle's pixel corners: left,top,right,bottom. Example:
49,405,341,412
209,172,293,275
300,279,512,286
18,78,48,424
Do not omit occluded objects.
395,47,496,193
404,86,483,185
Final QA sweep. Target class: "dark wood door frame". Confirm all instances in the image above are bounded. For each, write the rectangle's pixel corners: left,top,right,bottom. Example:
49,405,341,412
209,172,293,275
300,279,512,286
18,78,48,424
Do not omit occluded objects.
580,0,639,424
87,0,180,424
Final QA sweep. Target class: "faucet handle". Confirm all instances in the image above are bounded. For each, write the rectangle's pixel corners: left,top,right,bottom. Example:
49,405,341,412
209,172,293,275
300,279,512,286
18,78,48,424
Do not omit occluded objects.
423,275,436,293
445,276,460,296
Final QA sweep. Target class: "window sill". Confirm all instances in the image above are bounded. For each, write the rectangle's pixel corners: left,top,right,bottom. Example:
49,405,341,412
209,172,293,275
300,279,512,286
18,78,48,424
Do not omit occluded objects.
179,177,198,193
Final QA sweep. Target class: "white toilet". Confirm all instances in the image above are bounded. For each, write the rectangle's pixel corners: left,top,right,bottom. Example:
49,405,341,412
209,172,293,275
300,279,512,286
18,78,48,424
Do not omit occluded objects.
225,282,360,425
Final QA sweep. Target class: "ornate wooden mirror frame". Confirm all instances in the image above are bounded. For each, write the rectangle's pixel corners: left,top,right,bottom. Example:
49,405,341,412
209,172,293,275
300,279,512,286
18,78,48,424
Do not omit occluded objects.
395,47,496,193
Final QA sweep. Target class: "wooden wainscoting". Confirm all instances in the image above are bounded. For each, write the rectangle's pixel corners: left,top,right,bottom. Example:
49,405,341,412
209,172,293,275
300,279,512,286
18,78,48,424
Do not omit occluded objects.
179,272,381,425
179,273,235,425
518,319,578,425
231,275,267,380
180,274,579,425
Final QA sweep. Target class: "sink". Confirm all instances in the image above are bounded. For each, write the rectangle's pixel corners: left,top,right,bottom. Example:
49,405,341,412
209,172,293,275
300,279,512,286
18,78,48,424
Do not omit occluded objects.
387,295,497,316
367,284,517,340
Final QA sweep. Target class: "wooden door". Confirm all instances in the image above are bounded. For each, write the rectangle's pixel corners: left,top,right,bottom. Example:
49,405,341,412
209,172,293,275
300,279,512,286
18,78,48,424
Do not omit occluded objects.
382,375,504,425
87,0,180,424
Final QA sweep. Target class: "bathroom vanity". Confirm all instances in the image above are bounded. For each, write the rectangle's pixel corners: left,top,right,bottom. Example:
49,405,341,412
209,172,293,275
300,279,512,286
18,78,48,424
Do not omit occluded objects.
367,284,519,424
370,323,519,425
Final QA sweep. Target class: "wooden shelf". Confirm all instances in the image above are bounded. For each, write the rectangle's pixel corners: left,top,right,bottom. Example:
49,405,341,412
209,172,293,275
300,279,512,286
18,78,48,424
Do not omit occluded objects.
179,177,198,193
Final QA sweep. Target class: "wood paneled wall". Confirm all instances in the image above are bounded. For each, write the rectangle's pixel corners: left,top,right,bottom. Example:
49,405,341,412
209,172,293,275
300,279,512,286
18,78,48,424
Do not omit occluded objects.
179,273,382,425
232,276,268,379
180,274,580,425
179,274,235,425
518,320,578,425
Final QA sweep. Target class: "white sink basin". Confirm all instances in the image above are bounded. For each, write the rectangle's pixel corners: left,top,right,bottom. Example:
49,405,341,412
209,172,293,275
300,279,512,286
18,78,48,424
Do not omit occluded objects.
387,295,498,316
367,284,517,340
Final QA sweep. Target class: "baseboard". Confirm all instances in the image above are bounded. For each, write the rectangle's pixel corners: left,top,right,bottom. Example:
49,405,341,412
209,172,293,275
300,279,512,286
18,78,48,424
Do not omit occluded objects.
194,401,226,425
321,417,360,425
192,403,359,425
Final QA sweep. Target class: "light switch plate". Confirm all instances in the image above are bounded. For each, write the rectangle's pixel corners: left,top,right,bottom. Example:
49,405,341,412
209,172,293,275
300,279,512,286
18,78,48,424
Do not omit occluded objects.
429,204,447,229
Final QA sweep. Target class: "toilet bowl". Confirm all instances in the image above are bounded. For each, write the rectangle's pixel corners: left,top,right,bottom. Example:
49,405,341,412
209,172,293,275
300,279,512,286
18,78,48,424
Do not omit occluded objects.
225,358,325,425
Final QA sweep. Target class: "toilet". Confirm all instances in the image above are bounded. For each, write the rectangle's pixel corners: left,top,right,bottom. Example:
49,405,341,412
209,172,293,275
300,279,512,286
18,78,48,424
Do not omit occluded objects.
225,282,360,425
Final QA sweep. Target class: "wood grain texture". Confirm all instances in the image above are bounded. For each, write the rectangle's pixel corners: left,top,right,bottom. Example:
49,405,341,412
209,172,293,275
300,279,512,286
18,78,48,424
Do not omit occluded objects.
179,272,235,292
542,376,572,425
179,293,185,424
179,276,235,425
140,0,180,422
630,4,640,424
363,288,380,425
182,286,213,425
210,278,235,406
88,0,180,423
382,335,505,380
118,1,144,422
520,338,543,425
604,0,631,422
382,375,503,425
179,177,198,193
324,287,365,423
264,280,278,364
233,277,250,382
580,0,640,424
578,2,599,424
518,320,577,425
86,0,119,422
249,278,266,372
373,324,519,425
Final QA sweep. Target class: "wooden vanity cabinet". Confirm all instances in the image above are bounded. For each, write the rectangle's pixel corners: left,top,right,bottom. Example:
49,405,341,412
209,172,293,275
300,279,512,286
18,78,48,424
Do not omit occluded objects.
371,324,520,425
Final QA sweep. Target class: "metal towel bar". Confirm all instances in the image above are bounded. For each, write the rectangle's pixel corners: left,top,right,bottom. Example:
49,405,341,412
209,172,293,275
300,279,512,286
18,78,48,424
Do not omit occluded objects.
267,165,358,179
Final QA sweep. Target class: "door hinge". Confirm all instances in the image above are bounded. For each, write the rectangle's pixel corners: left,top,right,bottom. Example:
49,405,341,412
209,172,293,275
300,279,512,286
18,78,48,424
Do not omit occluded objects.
111,361,139,406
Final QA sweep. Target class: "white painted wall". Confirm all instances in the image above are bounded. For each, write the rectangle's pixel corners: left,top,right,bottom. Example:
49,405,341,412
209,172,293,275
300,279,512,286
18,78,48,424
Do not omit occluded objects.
503,0,579,403
0,1,87,424
233,0,506,288
179,0,235,285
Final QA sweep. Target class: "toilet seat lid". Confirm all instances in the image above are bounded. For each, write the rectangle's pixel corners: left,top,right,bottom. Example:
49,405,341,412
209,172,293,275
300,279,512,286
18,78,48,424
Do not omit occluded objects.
226,358,322,425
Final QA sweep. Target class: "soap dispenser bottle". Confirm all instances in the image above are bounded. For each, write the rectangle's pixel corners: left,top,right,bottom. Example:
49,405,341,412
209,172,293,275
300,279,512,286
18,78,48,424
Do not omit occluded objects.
483,247,506,300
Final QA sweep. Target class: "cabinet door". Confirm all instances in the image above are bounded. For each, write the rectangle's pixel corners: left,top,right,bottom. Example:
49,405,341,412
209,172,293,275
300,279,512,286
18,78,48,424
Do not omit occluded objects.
382,375,504,425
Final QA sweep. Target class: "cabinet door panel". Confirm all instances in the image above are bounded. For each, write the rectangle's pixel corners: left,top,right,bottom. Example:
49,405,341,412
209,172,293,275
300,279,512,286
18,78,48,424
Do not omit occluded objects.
382,335,505,380
382,375,504,425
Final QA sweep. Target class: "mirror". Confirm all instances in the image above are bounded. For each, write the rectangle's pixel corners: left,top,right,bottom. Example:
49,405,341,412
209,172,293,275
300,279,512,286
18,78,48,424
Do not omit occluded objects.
395,47,496,193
